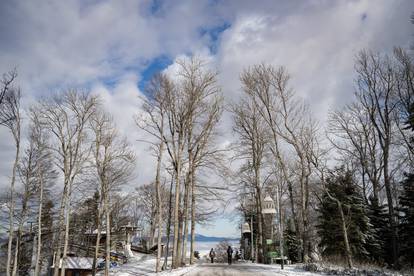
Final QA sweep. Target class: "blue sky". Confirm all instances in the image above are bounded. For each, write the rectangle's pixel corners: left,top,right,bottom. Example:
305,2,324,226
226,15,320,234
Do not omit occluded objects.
0,0,413,237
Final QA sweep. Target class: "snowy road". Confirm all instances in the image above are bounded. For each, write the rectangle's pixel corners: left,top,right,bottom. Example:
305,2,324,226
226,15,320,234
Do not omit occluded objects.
181,262,322,276
97,253,322,275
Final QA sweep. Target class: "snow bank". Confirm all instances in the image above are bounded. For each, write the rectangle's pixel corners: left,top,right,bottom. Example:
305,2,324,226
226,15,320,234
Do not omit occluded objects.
301,262,404,276
96,253,197,276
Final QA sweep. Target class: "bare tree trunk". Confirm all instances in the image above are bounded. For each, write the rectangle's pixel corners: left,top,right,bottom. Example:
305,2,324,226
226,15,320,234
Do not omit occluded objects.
163,176,174,270
172,161,181,268
189,171,196,265
149,207,157,248
53,188,68,276
104,187,110,276
338,202,353,269
181,176,190,265
34,170,44,276
12,180,31,276
383,149,398,267
255,189,264,263
155,142,164,272
177,208,183,266
92,194,102,276
11,236,19,276
60,196,72,276
276,183,284,269
301,168,310,263
6,141,19,276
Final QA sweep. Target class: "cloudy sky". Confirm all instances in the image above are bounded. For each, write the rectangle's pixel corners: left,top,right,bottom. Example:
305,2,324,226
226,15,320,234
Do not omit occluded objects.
0,0,413,237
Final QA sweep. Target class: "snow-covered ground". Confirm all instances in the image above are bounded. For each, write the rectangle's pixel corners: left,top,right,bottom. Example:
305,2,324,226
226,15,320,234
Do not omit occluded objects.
96,240,322,276
96,253,196,276
97,253,322,276
185,262,323,276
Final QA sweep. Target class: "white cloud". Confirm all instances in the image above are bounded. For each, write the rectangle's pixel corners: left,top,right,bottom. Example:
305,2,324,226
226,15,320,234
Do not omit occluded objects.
216,0,413,124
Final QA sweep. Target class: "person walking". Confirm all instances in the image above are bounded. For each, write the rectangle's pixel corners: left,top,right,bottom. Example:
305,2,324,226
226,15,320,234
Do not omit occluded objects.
227,246,233,265
209,248,216,263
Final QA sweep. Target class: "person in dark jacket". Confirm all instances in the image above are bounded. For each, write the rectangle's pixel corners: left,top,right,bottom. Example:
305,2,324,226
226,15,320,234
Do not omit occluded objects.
227,246,233,265
209,248,216,263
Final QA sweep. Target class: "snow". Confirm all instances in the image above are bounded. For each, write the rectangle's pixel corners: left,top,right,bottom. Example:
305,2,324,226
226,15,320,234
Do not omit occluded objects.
97,253,322,276
51,257,94,270
95,240,320,276
96,253,196,276
185,262,323,276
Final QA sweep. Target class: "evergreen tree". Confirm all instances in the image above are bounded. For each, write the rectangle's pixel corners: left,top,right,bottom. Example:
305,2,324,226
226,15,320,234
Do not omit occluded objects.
284,219,300,263
399,173,414,267
317,169,373,260
366,197,390,264
398,103,414,267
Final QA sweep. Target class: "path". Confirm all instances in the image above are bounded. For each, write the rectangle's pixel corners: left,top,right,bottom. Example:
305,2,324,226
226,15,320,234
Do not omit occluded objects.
182,262,322,276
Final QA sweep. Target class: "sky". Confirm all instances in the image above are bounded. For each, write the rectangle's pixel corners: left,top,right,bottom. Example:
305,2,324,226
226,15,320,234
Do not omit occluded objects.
0,0,413,238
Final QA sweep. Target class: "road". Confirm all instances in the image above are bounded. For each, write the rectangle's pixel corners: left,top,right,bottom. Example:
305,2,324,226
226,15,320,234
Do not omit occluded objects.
182,262,321,276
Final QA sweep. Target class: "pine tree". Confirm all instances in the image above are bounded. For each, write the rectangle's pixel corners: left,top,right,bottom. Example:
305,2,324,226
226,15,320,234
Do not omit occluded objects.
366,197,390,264
317,169,373,260
399,173,414,267
398,103,414,267
284,219,300,263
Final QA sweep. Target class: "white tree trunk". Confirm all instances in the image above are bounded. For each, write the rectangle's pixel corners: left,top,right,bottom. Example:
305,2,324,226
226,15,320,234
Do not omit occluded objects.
104,187,111,276
6,141,19,276
59,197,72,276
34,171,44,276
92,197,102,276
189,164,197,265
172,162,181,268
155,142,164,272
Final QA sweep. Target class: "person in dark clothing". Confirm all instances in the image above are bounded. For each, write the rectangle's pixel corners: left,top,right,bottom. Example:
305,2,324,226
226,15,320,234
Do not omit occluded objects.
227,246,233,265
209,248,216,263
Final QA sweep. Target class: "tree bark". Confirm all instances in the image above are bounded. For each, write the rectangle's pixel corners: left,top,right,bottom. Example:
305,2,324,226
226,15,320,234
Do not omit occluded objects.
92,193,102,276
189,171,196,265
337,200,353,268
163,176,174,270
6,139,19,276
60,193,72,276
155,142,164,272
181,170,191,265
276,184,284,269
34,169,44,276
172,161,181,268
104,186,111,276
12,169,31,276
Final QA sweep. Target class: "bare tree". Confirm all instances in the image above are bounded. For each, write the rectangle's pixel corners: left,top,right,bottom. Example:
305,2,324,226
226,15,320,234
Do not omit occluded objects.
14,127,38,275
136,73,168,271
176,58,223,265
394,47,414,163
240,65,319,262
138,72,186,268
355,50,400,267
328,103,383,203
33,90,98,276
30,112,55,276
0,69,17,109
232,97,268,263
0,73,21,276
137,58,223,268
90,109,135,276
